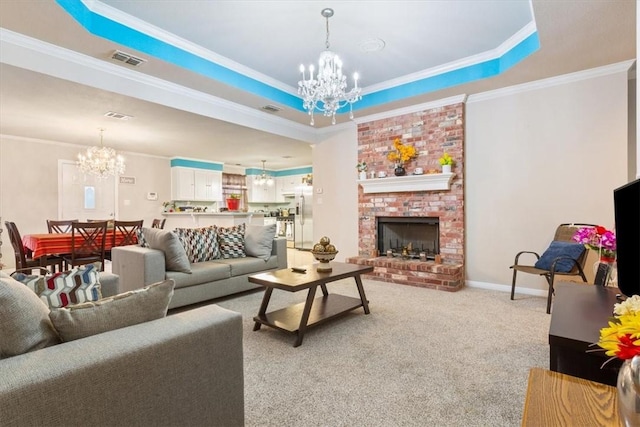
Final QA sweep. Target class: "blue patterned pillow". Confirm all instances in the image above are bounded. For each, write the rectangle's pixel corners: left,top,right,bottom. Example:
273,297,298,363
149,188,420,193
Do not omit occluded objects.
534,241,585,273
215,223,246,259
174,227,220,263
12,263,102,308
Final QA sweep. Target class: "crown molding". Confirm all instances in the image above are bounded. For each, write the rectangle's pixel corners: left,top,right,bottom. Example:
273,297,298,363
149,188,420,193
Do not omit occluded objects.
0,133,170,159
0,28,319,144
354,95,467,125
467,60,635,103
363,21,537,94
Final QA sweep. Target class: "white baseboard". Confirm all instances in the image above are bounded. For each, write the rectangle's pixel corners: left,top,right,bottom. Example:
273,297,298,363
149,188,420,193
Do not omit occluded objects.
466,280,547,297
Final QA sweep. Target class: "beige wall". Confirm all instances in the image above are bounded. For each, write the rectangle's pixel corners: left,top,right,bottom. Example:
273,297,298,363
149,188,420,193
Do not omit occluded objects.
313,125,359,262
0,135,169,269
465,70,629,293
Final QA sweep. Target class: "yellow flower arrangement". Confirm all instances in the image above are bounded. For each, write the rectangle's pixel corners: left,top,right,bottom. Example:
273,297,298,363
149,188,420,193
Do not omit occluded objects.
597,295,640,362
387,138,417,166
439,152,455,166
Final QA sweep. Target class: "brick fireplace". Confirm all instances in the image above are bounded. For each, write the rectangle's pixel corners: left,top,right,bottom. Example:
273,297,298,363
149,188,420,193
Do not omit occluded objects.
346,102,465,291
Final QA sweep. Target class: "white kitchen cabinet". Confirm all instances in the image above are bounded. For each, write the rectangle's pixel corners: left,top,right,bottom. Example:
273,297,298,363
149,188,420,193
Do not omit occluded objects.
171,167,222,201
248,177,277,203
194,169,222,201
276,174,305,201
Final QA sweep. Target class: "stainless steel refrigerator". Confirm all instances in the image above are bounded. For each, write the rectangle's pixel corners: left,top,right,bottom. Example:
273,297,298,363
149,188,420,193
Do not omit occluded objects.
294,185,313,250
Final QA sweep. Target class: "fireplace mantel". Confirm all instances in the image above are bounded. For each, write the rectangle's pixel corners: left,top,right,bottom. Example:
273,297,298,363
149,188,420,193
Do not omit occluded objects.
358,173,455,194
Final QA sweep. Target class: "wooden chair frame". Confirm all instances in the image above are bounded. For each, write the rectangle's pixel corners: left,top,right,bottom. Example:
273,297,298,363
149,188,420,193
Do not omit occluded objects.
46,219,77,234
152,218,166,229
510,223,596,314
63,221,107,271
5,221,62,273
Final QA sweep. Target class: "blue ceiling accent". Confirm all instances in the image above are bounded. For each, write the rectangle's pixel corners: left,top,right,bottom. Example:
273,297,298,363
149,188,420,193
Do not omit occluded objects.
354,32,540,111
170,158,224,171
56,0,539,116
246,167,312,176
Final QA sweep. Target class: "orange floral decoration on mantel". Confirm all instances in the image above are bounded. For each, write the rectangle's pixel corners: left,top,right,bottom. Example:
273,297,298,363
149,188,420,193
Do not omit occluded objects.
387,138,417,166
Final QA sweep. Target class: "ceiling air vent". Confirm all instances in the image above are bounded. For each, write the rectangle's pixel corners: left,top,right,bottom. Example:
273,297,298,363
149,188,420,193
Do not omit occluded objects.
110,50,147,67
261,105,282,113
104,111,133,120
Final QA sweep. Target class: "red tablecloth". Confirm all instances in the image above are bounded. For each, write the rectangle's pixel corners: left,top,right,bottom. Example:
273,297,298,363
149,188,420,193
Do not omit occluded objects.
23,232,134,259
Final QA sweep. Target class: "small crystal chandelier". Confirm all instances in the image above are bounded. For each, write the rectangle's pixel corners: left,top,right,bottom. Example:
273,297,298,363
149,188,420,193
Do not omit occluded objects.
77,128,125,179
256,160,274,186
298,8,362,126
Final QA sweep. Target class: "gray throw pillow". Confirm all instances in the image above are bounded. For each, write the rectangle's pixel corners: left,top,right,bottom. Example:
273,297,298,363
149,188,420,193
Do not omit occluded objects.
0,277,60,359
245,224,277,261
49,279,175,342
139,227,191,273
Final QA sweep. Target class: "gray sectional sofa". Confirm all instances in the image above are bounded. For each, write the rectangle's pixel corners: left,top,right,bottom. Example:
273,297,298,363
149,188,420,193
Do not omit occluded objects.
0,272,245,426
112,229,287,309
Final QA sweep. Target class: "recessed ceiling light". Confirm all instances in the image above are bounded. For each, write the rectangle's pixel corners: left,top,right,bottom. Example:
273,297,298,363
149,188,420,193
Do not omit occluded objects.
359,38,386,53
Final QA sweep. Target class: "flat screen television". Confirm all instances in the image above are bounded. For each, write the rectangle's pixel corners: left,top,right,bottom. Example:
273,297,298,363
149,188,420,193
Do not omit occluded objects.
614,178,640,297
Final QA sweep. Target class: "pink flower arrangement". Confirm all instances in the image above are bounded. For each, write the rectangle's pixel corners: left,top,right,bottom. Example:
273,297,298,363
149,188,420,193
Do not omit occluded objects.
572,225,616,260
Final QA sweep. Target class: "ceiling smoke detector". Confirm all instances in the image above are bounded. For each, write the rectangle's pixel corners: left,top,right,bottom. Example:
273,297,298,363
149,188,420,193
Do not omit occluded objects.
261,104,282,113
110,50,147,67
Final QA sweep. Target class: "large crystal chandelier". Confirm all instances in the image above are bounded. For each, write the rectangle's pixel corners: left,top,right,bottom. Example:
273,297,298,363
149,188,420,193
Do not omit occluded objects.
298,8,361,126
256,160,274,186
77,129,125,179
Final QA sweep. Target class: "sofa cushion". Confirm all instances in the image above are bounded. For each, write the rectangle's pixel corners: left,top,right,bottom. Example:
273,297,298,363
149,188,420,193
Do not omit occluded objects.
49,279,175,342
216,223,246,259
166,261,231,289
0,276,60,359
244,224,277,261
140,227,191,273
214,256,279,276
11,263,102,308
174,226,220,263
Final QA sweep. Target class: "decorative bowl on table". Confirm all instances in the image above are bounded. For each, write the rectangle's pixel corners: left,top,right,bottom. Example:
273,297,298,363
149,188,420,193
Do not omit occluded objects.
311,236,338,272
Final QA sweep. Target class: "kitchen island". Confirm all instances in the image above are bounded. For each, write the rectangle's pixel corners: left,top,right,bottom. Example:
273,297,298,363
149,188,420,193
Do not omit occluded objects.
161,212,265,229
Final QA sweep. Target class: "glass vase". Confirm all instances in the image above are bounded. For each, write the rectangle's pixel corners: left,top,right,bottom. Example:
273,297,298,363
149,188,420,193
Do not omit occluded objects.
617,356,640,426
394,165,406,176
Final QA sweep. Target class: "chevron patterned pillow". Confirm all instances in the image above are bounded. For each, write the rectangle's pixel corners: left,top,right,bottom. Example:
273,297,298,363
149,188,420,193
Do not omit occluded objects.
215,223,246,259
12,263,102,308
174,227,220,263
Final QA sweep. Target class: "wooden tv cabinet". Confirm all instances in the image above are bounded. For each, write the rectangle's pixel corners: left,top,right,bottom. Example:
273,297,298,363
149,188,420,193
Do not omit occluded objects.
549,283,622,386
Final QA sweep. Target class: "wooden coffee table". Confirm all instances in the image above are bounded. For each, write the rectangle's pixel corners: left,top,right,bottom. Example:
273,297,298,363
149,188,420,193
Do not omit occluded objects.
249,262,373,347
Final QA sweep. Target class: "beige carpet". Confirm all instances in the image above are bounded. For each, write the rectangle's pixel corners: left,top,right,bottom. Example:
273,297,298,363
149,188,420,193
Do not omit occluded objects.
214,278,551,427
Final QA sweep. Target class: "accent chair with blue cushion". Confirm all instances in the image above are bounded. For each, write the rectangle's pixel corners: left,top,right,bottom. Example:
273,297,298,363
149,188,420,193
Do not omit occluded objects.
510,223,595,314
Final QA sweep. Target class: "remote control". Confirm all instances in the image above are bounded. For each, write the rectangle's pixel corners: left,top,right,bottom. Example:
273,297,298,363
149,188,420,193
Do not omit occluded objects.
291,267,307,273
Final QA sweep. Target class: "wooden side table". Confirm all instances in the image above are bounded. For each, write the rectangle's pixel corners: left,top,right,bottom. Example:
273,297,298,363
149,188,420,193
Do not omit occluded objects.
522,367,621,426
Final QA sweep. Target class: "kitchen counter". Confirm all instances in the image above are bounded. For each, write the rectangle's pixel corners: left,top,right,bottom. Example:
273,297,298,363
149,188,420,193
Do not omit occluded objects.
161,212,265,228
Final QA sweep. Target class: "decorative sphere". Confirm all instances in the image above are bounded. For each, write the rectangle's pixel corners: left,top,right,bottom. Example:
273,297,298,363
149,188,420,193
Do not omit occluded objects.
313,243,325,252
326,244,336,252
319,236,330,246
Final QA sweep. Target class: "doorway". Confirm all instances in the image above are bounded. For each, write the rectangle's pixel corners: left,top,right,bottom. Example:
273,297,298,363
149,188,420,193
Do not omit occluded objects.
58,160,117,221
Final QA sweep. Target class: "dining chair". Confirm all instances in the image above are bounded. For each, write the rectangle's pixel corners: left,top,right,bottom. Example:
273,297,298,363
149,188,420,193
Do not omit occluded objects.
106,220,143,260
47,219,77,233
152,218,166,229
5,221,62,273
46,219,78,269
62,221,108,271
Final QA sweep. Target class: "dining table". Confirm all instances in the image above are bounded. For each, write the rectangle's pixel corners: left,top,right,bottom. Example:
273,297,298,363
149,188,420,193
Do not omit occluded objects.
22,232,134,260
